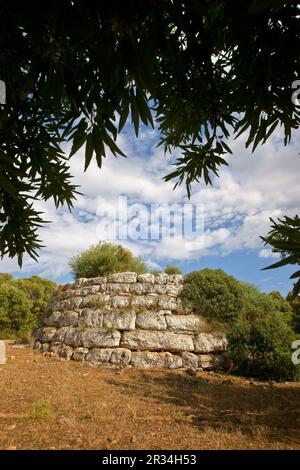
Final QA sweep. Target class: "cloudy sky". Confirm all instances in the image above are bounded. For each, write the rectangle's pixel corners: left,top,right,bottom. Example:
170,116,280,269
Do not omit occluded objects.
1,123,299,295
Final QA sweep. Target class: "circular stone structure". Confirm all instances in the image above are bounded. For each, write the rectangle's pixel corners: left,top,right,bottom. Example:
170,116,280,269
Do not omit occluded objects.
33,272,228,370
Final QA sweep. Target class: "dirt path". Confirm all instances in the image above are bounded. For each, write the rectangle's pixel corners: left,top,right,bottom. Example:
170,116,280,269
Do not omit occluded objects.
0,341,299,450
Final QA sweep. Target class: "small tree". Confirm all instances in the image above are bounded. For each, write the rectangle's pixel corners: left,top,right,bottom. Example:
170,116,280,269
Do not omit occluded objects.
164,264,182,275
0,283,34,338
69,242,147,279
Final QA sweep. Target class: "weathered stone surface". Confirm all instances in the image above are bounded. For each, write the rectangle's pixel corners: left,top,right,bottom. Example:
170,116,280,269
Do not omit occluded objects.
74,278,88,288
86,348,114,363
168,274,184,283
131,351,182,369
34,340,42,350
64,328,82,347
59,297,82,310
53,327,69,343
77,286,100,296
152,284,167,295
81,328,121,348
59,311,79,327
108,272,137,283
111,295,131,308
137,273,155,283
121,330,194,352
79,308,103,328
135,312,167,330
166,314,206,332
194,333,228,353
131,295,158,309
166,284,183,296
158,295,177,310
72,347,89,361
43,311,62,327
154,273,169,284
181,352,199,369
59,345,73,360
111,348,131,366
198,354,225,370
104,283,130,294
82,277,107,286
41,342,50,352
39,327,57,343
103,311,136,330
129,283,151,294
80,294,110,308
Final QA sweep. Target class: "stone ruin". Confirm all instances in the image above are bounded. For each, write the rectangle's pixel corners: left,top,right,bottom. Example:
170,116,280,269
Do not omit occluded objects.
33,272,228,370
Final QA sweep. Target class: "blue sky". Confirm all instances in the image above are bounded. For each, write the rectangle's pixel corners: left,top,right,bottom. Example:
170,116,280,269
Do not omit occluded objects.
1,123,299,296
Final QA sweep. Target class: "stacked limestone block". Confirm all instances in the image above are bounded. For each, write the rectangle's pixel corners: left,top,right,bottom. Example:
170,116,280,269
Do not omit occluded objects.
33,272,228,370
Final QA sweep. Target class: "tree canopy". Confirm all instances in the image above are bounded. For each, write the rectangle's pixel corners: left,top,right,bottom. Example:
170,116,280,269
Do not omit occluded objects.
0,0,299,264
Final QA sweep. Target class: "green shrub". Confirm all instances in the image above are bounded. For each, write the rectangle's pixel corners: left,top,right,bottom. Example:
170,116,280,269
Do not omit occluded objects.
0,273,13,284
12,275,56,325
227,312,298,381
287,291,300,333
0,283,34,338
69,242,147,279
164,264,182,275
182,269,246,325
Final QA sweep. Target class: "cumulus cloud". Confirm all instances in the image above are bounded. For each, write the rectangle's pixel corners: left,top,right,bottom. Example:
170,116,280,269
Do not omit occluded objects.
1,125,299,280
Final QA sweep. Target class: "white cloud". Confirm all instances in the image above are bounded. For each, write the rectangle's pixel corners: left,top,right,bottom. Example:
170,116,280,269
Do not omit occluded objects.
1,126,299,279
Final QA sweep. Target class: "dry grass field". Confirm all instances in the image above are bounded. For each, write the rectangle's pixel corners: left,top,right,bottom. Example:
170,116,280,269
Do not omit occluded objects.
0,341,299,450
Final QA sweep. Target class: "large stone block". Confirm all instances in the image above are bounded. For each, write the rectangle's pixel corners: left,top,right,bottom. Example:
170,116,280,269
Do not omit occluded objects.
131,295,159,309
39,327,57,343
77,286,100,296
129,283,151,294
79,308,103,328
165,284,183,296
86,348,114,363
82,277,107,286
108,272,137,283
158,295,177,310
81,328,121,348
181,352,199,369
64,328,83,347
73,347,89,362
105,283,130,294
53,327,69,343
59,311,79,327
102,311,136,330
43,311,62,327
130,351,182,369
58,297,82,310
59,345,74,360
168,274,184,284
121,330,194,352
137,273,155,283
135,312,167,330
198,354,226,370
111,348,131,366
154,273,169,284
166,314,206,332
194,333,228,353
111,295,131,308
80,294,110,308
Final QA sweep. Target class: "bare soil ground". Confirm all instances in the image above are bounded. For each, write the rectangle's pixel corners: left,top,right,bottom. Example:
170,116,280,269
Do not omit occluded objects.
0,341,299,450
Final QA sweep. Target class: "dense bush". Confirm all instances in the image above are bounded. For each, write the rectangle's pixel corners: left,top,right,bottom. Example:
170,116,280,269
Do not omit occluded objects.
0,283,34,338
182,269,246,325
182,269,298,381
287,291,300,334
164,264,182,275
69,242,147,279
0,274,56,339
227,312,298,382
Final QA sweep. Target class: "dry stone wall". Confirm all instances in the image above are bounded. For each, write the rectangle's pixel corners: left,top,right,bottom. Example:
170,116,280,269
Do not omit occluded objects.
33,272,228,370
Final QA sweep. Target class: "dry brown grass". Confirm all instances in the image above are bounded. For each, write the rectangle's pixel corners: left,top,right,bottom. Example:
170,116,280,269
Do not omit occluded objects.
0,341,300,450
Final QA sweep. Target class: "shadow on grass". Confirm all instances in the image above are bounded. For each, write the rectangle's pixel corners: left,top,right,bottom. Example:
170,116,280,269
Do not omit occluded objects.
106,371,300,445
